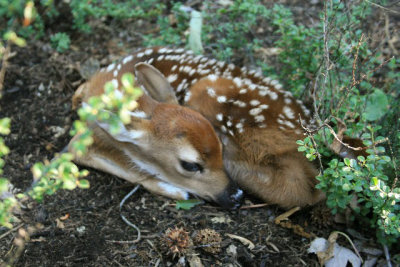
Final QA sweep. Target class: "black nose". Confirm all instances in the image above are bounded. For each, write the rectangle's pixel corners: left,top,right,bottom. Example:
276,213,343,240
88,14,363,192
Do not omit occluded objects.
216,184,244,209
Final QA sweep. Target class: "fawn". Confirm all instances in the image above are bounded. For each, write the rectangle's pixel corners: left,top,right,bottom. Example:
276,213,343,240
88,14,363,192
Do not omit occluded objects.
69,47,324,209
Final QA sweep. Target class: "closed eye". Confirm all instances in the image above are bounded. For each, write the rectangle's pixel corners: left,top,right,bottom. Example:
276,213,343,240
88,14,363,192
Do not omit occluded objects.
180,160,203,173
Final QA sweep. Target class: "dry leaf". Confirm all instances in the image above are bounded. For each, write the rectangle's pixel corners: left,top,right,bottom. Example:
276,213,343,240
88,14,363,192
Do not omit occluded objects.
55,218,64,229
59,213,70,221
226,233,255,250
308,237,362,267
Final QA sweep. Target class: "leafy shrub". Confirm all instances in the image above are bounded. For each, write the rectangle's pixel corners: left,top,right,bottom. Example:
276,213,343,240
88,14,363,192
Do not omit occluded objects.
50,32,70,53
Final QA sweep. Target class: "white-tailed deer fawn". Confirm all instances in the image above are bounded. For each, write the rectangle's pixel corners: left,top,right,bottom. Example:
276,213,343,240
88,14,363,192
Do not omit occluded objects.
69,47,324,209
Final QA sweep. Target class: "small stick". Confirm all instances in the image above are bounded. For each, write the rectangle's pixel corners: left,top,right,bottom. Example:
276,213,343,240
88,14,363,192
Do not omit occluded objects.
239,203,269,209
0,223,24,240
118,185,141,243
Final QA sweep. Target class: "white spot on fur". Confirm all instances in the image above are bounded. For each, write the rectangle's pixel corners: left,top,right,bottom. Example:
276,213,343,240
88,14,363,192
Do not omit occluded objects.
235,123,243,129
216,113,223,121
239,89,247,94
269,91,278,100
250,100,260,106
184,91,191,102
233,77,242,87
137,52,144,58
283,106,295,119
122,55,133,64
249,108,262,116
207,87,216,97
217,96,227,103
284,98,292,104
207,74,218,82
259,104,269,109
254,115,265,122
167,74,178,83
171,65,178,71
144,48,153,55
158,55,165,61
233,100,246,107
158,47,167,53
111,79,119,88
106,63,115,72
113,70,118,77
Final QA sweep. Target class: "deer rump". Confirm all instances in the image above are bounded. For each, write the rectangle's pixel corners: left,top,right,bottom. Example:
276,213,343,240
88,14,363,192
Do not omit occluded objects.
69,47,324,209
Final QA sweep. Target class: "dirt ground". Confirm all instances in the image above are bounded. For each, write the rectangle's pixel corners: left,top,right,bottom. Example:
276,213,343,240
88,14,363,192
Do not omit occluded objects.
0,1,398,266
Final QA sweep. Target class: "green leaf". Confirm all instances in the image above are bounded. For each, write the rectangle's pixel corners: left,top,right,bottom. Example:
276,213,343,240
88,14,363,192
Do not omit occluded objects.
175,199,203,210
77,179,90,189
0,178,8,192
365,89,388,121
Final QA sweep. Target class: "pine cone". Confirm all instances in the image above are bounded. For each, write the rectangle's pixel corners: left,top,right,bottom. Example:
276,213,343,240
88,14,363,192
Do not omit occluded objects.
161,227,192,258
193,228,222,254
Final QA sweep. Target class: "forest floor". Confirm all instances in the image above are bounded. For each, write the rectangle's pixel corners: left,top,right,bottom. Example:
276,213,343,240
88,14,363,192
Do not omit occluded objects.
0,1,398,266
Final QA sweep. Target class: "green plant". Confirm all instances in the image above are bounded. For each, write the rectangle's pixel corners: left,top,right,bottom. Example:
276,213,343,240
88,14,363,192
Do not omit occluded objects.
50,32,70,53
288,1,400,246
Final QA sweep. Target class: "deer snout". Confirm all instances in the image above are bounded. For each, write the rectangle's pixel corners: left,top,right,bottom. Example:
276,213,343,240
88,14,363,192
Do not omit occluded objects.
216,182,243,209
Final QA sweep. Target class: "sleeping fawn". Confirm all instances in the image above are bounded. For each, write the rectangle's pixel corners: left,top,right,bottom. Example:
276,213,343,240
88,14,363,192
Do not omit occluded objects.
69,47,324,209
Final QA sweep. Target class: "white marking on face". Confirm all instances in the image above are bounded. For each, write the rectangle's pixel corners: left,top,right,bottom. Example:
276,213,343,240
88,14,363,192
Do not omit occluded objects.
167,74,178,83
250,100,260,106
283,106,295,119
157,182,189,200
179,146,200,163
106,63,115,72
216,113,223,121
217,96,227,103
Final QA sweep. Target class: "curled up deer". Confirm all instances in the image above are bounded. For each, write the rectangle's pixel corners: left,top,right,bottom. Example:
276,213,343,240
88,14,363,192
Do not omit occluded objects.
69,47,325,209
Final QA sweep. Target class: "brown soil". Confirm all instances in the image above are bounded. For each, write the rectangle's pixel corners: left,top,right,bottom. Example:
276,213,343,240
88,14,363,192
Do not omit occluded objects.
0,1,398,266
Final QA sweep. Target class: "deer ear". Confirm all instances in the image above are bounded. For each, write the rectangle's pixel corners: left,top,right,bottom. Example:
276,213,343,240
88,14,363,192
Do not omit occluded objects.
134,62,178,104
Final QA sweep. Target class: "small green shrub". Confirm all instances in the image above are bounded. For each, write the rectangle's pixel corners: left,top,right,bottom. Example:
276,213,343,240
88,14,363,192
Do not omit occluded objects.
50,32,70,53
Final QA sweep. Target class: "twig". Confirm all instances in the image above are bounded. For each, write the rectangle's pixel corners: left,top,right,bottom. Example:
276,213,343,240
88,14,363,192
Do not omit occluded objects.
0,43,11,97
330,231,363,263
239,203,269,209
383,244,393,267
0,224,24,240
365,0,400,15
117,185,141,243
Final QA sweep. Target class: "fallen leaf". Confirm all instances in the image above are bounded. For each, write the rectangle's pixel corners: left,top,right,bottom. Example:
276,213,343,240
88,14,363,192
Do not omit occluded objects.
55,218,64,229
308,237,362,267
226,233,255,250
59,213,70,221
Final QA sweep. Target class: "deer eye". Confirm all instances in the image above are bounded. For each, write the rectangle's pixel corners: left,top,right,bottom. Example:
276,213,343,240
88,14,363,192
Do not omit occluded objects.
180,160,203,173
